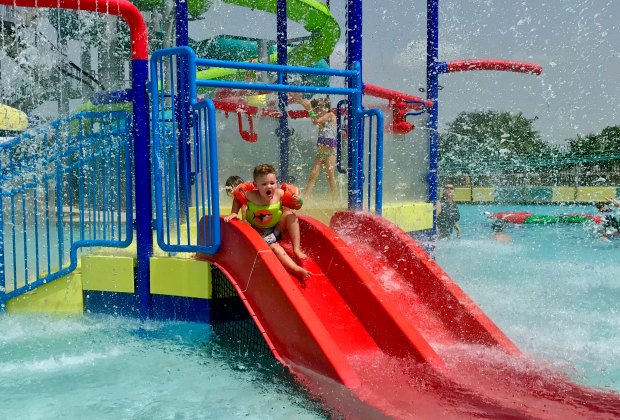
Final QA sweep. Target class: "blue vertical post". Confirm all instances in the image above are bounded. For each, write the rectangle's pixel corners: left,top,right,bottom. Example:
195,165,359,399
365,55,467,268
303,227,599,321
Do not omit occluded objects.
346,0,363,209
176,0,192,219
276,0,289,182
427,0,443,219
132,59,152,320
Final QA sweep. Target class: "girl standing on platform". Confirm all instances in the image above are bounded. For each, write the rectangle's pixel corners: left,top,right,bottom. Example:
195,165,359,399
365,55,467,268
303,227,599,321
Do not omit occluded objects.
290,93,339,201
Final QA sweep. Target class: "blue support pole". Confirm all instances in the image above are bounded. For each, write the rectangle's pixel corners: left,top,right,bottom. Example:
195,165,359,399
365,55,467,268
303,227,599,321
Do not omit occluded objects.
426,0,452,239
427,0,442,233
176,0,192,220
346,0,363,210
132,59,152,320
276,0,290,182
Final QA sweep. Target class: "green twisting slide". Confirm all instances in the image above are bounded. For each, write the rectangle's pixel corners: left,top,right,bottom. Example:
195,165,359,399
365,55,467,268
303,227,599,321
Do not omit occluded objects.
196,0,340,81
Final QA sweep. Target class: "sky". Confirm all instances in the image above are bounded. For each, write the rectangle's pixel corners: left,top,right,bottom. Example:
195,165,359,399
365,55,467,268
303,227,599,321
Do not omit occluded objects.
190,0,619,146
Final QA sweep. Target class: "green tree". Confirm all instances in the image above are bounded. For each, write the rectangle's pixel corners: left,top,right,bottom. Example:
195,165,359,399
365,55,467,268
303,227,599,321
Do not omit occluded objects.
568,126,620,156
439,110,551,172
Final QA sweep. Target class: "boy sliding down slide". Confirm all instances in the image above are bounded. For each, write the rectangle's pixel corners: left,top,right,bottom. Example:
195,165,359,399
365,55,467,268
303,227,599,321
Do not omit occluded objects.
224,164,312,281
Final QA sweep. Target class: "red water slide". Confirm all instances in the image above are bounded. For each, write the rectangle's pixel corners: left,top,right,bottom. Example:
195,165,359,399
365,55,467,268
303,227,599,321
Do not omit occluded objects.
330,211,520,352
198,216,443,386
199,214,620,418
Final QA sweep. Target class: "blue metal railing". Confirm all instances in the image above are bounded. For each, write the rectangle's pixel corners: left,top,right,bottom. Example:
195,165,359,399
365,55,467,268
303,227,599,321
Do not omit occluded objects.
150,46,384,254
359,109,384,215
151,48,221,254
336,99,349,175
0,111,134,305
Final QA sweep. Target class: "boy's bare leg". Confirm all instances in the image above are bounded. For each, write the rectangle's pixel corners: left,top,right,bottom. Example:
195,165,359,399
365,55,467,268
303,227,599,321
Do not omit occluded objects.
270,243,311,280
281,211,307,259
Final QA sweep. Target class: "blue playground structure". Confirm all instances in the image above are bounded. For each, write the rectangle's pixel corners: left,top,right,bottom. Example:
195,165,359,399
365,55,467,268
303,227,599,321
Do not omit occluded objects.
4,0,617,418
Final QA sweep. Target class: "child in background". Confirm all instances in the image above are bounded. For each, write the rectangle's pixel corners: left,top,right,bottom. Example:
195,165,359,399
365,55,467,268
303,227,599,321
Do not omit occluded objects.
225,175,243,194
491,219,512,242
224,175,246,220
289,93,338,201
595,197,620,241
224,164,311,280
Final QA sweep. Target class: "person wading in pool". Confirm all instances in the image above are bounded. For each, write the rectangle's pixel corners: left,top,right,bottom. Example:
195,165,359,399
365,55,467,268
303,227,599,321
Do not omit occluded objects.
491,219,512,242
436,184,462,239
594,197,620,241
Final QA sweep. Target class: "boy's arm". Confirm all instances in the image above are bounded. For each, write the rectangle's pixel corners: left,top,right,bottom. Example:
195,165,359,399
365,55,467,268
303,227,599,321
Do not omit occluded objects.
224,199,242,222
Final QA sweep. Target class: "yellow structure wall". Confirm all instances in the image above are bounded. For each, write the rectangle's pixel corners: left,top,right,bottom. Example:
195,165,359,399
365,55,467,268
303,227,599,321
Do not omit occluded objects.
7,271,83,314
81,255,135,293
150,257,212,299
576,187,616,203
382,202,434,231
472,188,495,202
453,188,472,202
551,187,575,202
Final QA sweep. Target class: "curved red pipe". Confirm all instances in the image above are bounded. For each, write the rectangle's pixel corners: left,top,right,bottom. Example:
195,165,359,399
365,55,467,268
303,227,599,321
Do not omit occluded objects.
0,0,148,60
447,60,542,75
364,83,434,110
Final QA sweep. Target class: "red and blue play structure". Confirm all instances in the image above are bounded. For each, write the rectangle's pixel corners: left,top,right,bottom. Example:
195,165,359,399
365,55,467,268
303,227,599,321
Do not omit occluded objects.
5,0,620,417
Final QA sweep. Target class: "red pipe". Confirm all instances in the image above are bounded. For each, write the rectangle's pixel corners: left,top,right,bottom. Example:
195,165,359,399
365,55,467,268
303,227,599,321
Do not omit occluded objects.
363,83,434,110
212,100,315,120
447,59,542,75
0,0,148,60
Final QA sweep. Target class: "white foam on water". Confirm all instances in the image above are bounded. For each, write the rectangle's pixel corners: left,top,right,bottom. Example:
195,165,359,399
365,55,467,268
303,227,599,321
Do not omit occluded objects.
0,347,124,374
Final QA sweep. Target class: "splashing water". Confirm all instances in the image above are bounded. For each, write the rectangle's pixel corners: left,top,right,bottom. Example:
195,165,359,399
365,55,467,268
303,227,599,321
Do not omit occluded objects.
435,204,620,392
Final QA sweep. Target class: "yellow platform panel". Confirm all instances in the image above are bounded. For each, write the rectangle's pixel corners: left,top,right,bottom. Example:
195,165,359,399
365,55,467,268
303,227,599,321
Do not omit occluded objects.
382,202,433,232
453,188,472,202
0,103,28,131
300,206,346,225
576,187,616,203
552,187,575,202
81,255,135,293
7,271,83,314
150,257,212,299
472,188,495,202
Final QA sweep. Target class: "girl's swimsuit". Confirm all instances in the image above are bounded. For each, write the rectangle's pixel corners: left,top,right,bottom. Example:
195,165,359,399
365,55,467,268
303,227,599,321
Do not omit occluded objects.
245,200,284,244
317,123,338,149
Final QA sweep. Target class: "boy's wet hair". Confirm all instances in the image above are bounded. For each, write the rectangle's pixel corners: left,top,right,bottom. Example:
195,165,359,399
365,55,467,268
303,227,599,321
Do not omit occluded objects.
253,163,277,180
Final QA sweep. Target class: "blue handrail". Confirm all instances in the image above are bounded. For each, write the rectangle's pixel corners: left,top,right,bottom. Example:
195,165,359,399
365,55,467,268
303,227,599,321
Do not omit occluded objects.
336,99,349,175
150,46,385,253
359,108,384,215
0,111,134,305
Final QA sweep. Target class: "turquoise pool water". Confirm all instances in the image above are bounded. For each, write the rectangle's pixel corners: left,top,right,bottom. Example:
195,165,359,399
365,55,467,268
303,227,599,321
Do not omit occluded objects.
0,315,326,419
1,204,618,418
435,204,620,392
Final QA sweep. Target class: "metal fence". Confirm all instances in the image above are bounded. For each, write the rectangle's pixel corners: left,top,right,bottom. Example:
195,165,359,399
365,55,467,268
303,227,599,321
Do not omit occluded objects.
150,46,383,253
151,48,221,255
0,111,133,303
440,164,620,189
